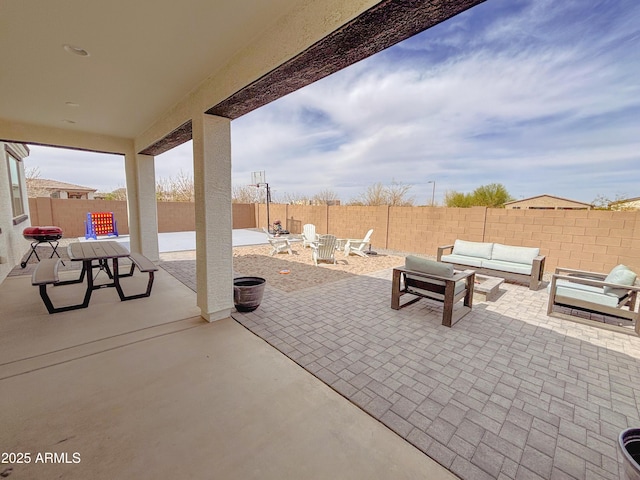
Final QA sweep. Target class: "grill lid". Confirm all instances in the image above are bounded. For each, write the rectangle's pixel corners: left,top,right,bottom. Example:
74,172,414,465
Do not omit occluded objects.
23,226,63,240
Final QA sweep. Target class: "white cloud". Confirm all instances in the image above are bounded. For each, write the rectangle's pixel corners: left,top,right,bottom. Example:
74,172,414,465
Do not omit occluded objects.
24,0,640,205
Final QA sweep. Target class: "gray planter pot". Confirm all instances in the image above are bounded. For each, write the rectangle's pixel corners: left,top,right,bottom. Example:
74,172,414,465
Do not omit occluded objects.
233,276,266,312
619,428,640,480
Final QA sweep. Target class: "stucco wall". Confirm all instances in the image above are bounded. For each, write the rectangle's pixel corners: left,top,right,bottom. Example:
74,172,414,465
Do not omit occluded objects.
0,143,32,282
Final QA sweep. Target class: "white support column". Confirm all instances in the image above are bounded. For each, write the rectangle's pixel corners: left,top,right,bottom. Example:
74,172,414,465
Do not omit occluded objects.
192,113,233,322
124,152,159,261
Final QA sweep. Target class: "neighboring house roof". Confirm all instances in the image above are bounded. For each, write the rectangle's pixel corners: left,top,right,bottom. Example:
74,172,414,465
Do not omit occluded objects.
613,196,640,204
609,196,640,210
28,178,97,193
504,194,592,207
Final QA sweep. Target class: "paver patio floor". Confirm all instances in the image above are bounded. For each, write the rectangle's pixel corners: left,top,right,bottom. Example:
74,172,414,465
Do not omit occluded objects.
161,258,640,480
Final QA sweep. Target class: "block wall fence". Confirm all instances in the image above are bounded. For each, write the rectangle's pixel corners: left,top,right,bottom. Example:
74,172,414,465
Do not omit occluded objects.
28,198,255,238
259,203,640,274
28,198,640,274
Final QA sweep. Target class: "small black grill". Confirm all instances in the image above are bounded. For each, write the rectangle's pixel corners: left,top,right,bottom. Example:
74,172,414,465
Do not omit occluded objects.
21,226,65,268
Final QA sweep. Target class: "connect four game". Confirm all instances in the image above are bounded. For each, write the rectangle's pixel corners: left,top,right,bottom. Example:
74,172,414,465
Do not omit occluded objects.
84,212,119,240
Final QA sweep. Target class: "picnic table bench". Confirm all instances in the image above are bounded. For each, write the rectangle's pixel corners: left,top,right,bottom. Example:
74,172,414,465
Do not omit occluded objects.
32,245,158,314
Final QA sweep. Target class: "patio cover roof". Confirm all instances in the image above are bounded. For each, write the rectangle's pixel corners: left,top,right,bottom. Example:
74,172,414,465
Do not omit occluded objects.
0,0,484,154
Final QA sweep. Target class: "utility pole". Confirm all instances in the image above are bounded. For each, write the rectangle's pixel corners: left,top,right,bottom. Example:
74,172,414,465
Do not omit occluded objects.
427,180,436,206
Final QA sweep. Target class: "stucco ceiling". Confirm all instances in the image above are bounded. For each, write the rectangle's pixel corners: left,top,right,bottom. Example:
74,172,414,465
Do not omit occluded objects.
0,0,303,139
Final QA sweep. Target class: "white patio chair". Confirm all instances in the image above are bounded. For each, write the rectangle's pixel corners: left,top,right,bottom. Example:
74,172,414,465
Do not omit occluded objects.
311,234,337,266
302,224,319,248
344,229,373,257
262,227,293,256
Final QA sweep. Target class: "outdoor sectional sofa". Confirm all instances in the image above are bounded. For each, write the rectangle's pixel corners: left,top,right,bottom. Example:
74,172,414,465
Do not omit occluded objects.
437,239,545,290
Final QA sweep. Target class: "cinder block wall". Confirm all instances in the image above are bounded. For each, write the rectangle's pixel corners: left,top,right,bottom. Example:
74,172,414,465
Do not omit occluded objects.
28,199,257,236
157,202,195,232
274,204,640,274
386,206,487,254
286,205,328,234
327,205,388,248
29,198,130,238
232,204,256,229
27,199,640,275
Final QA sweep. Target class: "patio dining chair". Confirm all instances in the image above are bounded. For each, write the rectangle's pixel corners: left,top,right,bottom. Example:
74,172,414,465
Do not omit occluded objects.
311,234,337,266
262,228,293,256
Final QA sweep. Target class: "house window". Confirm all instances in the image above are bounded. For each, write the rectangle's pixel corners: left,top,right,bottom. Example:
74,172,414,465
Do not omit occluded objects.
7,149,26,220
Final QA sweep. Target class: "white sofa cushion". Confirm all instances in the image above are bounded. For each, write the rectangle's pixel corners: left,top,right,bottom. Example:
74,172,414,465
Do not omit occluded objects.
482,259,533,275
439,253,484,268
603,265,637,296
491,244,539,265
452,240,494,259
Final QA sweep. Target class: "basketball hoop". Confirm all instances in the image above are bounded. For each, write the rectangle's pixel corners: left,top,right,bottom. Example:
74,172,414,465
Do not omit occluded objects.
251,171,266,186
251,171,271,233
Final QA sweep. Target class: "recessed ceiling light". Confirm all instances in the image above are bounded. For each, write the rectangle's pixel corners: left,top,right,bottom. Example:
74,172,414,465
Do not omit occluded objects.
62,119,76,124
65,102,80,107
63,44,89,57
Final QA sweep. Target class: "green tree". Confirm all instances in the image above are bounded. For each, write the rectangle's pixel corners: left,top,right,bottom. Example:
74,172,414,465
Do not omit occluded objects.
444,183,514,208
104,187,127,201
472,183,514,207
444,191,474,208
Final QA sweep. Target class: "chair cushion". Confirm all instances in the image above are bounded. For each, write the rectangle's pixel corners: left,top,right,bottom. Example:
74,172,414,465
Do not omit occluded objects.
491,244,539,265
406,280,467,301
405,256,453,278
452,240,494,259
548,279,623,307
603,266,637,296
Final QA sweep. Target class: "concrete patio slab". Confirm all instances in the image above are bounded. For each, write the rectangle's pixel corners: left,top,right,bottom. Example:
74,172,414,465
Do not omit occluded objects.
74,229,268,252
0,264,456,480
0,268,201,367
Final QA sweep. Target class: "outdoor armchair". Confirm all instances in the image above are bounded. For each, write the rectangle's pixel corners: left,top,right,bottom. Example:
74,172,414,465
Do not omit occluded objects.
263,227,293,256
344,229,373,257
391,256,475,327
547,264,640,333
302,224,319,248
311,234,337,266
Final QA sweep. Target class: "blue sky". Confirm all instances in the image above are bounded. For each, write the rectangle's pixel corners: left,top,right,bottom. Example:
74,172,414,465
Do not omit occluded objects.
26,0,640,205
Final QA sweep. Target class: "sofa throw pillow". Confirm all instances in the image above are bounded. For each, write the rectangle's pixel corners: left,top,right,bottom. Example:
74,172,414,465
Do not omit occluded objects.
607,264,630,277
405,256,454,278
603,266,637,296
452,240,494,259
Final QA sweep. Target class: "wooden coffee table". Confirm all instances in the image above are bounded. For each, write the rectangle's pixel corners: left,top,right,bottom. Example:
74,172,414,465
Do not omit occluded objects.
466,271,504,301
